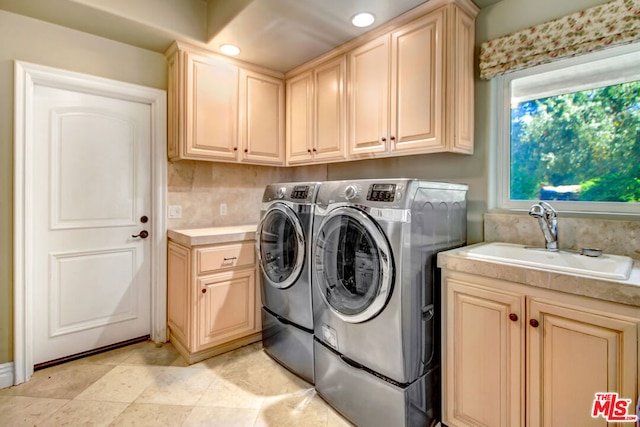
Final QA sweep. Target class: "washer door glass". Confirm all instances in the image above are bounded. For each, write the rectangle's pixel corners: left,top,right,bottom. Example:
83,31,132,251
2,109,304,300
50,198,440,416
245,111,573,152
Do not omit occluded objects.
257,204,305,289
314,207,394,323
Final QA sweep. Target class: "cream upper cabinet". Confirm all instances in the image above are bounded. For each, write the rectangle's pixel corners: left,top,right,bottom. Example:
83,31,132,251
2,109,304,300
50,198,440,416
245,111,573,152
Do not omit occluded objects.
167,47,239,161
286,71,314,164
239,69,285,165
165,41,285,166
442,270,639,427
286,56,347,165
390,9,445,154
348,3,476,159
314,56,347,163
348,34,390,158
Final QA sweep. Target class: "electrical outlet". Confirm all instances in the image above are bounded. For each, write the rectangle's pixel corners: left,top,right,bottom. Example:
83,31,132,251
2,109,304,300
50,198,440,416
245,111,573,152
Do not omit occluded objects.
220,203,228,216
168,205,182,219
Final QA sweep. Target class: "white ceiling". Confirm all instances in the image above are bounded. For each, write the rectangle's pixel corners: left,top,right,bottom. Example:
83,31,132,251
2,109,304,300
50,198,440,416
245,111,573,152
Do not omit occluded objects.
0,0,501,73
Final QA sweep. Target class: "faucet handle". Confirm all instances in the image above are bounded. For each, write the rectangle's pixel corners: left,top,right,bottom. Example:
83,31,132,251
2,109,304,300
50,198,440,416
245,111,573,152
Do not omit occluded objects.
538,201,557,218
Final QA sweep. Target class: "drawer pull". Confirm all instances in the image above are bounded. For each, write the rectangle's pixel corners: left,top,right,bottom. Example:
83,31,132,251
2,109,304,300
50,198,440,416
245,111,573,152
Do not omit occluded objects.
223,256,237,261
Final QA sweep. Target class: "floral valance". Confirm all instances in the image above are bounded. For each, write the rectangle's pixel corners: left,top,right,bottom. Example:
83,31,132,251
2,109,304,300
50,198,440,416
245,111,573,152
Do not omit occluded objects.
479,0,640,79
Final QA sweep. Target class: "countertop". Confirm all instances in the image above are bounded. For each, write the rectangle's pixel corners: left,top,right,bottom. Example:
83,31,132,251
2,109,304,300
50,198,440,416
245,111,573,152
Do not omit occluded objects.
168,224,257,247
437,242,640,308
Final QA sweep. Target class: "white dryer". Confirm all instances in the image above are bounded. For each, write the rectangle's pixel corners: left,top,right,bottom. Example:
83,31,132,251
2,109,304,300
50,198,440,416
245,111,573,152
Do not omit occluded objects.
312,179,467,427
257,182,320,383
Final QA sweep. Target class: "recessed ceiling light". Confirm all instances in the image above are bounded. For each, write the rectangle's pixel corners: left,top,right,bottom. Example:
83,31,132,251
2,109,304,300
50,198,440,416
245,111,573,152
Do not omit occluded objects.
220,44,240,56
351,12,375,28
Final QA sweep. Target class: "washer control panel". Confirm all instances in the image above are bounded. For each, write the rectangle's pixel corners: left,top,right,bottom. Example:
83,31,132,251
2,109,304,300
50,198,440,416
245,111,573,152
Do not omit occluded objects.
291,185,310,199
367,183,396,202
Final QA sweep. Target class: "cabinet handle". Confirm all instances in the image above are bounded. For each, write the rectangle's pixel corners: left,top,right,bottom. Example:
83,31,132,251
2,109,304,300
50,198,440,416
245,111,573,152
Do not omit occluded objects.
509,313,518,322
312,148,317,152
529,319,539,328
201,288,207,294
307,149,312,153
233,147,238,151
223,256,237,261
390,136,396,141
381,137,386,142
244,148,248,153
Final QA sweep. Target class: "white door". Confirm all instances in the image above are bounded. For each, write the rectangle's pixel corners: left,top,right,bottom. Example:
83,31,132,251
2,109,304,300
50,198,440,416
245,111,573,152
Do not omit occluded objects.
31,84,152,365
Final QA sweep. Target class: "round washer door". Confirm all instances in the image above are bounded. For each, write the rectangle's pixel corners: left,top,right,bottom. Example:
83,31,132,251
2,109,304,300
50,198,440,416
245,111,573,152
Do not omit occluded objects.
257,203,305,289
314,206,394,323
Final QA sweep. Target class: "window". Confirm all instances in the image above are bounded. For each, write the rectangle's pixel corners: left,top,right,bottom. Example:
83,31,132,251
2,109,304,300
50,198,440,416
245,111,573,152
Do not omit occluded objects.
496,43,640,214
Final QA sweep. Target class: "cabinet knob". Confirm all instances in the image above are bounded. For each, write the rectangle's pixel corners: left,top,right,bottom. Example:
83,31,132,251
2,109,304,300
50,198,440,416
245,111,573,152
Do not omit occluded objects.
307,149,312,153
233,147,238,151
390,136,396,141
244,148,248,153
529,319,539,328
201,288,207,294
381,137,386,142
509,313,518,322
312,148,317,152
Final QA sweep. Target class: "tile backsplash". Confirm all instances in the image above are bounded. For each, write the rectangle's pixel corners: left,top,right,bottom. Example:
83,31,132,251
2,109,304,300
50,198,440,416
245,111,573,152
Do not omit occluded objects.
484,212,640,260
167,160,327,229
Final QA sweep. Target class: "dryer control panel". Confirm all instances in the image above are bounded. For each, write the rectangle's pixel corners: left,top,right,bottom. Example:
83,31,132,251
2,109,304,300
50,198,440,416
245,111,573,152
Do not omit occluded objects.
367,183,396,202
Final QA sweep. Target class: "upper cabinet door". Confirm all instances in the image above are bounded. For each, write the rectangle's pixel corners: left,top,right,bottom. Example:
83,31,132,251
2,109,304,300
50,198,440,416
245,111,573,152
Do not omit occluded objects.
449,5,475,154
239,69,286,166
390,9,445,154
286,71,314,165
348,34,390,158
314,55,347,163
185,51,239,161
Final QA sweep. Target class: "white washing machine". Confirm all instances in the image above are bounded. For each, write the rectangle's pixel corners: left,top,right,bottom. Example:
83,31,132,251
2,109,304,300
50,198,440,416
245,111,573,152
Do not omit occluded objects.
256,182,320,383
312,179,467,427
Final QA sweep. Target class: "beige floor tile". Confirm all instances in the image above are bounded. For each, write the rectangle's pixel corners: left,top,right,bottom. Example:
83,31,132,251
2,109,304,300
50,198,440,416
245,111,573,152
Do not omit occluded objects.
109,402,194,426
255,388,329,427
0,395,69,427
39,399,128,427
183,406,259,427
75,365,166,403
196,376,265,409
135,366,217,406
121,341,181,366
218,348,311,398
0,363,113,399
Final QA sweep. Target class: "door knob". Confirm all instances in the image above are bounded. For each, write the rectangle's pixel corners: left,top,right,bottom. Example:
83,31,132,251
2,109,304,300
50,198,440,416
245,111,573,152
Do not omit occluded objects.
132,230,149,239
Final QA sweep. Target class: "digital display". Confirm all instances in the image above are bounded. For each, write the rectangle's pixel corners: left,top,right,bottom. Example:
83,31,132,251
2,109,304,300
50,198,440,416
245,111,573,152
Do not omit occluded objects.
291,186,310,199
367,184,396,202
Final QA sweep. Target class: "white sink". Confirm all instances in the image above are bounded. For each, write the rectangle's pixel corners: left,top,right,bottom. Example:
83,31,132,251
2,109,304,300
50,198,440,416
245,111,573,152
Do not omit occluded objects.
460,242,634,280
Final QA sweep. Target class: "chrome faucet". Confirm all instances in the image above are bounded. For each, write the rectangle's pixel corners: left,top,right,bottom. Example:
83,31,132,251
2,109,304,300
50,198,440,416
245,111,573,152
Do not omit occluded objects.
528,201,558,250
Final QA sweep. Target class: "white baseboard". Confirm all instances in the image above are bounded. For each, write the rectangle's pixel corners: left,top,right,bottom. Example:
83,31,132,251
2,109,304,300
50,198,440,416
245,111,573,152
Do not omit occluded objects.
0,362,14,389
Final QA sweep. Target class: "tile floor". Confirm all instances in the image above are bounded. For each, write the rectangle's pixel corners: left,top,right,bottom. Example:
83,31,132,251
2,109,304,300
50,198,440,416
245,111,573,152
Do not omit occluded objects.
0,341,353,426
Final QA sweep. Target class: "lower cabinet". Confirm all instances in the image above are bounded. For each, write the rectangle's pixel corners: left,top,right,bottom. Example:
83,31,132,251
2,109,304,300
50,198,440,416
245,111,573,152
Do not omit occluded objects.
167,239,262,364
442,270,639,427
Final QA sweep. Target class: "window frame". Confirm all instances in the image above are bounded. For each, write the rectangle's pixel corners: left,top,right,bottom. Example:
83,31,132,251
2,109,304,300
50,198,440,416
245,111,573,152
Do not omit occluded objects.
493,41,640,215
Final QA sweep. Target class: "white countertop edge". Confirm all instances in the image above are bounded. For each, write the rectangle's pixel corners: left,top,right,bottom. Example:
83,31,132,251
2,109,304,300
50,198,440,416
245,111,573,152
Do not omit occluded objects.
168,224,257,247
437,242,640,308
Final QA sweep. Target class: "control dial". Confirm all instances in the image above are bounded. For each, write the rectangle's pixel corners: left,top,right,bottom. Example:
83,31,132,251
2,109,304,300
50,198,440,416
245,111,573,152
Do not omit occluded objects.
344,185,358,200
276,187,287,199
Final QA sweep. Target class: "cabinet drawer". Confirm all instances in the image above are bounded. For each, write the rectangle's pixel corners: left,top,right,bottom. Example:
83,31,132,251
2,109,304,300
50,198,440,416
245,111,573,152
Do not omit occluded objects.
196,242,255,274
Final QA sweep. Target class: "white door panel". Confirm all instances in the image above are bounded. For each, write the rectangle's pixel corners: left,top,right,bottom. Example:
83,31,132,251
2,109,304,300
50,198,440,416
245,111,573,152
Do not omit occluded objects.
32,85,151,365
